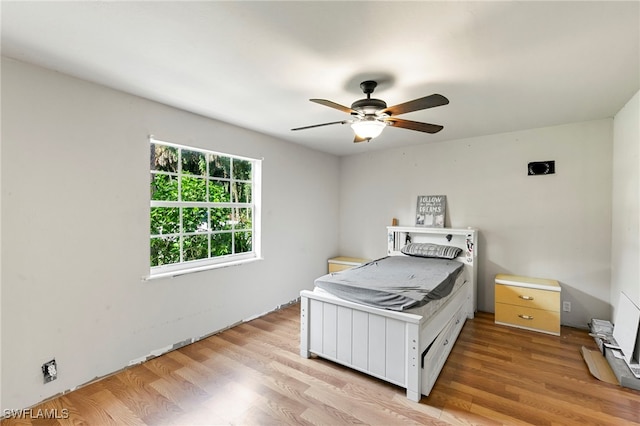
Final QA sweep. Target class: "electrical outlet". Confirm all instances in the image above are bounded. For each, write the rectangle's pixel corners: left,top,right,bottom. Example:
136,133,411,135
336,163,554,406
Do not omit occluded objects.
42,359,57,383
562,301,571,312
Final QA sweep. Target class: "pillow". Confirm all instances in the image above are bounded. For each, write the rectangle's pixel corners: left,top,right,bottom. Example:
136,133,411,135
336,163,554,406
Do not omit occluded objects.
401,243,462,260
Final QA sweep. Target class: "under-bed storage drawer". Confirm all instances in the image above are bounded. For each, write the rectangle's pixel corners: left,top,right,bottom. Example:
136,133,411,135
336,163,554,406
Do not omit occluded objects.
422,301,466,391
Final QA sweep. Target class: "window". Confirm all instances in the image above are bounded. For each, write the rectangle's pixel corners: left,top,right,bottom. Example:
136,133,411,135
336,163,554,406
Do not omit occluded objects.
149,137,261,277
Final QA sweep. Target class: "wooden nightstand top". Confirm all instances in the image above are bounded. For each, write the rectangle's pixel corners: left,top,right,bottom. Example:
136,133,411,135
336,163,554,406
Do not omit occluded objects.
495,274,560,292
328,256,370,266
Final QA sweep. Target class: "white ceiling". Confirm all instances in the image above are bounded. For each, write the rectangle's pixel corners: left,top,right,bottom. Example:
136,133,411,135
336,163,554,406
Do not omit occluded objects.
2,1,639,156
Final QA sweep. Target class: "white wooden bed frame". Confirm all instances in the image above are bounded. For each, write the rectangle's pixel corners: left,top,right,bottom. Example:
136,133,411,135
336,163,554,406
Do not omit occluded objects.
300,226,478,401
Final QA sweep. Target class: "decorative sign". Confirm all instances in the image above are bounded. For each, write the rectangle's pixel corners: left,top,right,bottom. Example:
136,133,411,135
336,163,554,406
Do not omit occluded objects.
415,195,446,227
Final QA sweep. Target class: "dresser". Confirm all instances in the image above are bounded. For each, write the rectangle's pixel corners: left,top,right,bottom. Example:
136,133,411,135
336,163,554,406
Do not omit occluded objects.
327,256,369,273
494,274,561,336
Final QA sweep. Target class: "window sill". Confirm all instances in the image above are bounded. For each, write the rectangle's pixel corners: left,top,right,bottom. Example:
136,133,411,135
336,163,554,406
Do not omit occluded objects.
144,257,263,281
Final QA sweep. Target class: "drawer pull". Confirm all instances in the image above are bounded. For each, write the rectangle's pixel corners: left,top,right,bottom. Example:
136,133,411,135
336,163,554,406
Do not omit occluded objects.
518,314,534,320
519,295,534,301
443,339,449,346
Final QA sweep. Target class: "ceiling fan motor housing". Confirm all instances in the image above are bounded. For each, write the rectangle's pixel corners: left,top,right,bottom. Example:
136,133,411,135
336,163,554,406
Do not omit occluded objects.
350,98,387,115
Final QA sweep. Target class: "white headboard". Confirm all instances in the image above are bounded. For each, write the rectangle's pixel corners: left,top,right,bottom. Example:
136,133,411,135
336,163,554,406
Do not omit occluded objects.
387,226,478,311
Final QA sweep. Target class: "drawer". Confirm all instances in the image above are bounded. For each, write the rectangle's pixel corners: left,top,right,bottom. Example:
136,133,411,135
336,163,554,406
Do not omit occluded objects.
495,284,560,312
495,302,560,335
328,263,354,273
423,304,466,389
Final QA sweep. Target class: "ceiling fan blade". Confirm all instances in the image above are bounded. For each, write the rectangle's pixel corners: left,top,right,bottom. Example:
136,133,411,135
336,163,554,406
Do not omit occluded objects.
353,135,370,143
310,99,355,114
382,94,449,116
385,117,444,134
291,120,348,131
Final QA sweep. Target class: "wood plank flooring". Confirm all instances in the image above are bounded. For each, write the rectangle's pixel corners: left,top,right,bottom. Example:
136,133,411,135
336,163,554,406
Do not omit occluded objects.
3,304,640,425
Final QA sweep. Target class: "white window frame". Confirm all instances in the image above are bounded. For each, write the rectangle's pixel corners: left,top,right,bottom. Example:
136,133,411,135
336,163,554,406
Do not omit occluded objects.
148,137,262,279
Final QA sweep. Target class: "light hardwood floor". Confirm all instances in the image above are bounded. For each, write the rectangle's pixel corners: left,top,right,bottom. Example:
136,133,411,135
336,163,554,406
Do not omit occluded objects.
3,304,640,425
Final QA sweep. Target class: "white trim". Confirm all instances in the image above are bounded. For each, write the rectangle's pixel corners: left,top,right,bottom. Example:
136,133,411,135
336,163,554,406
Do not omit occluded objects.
145,256,263,280
149,135,258,163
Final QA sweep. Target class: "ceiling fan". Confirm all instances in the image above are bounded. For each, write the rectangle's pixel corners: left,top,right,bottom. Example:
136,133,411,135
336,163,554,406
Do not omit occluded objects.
291,80,449,143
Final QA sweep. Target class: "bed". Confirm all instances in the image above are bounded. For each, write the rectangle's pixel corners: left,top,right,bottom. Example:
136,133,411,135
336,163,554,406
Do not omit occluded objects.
300,226,478,402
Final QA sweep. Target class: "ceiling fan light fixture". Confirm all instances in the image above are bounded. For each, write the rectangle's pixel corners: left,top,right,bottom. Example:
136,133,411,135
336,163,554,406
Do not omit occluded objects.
351,118,386,139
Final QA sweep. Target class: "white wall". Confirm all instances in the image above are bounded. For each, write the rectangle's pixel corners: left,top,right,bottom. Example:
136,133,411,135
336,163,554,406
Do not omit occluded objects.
339,119,613,328
0,57,340,411
0,67,3,412
611,90,640,317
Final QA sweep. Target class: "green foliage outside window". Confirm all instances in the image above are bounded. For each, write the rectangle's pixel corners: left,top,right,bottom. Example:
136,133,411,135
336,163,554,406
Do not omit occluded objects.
150,143,254,268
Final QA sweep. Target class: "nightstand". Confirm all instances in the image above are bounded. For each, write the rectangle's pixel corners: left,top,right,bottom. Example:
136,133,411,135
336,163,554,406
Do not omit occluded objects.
327,256,369,273
494,274,561,336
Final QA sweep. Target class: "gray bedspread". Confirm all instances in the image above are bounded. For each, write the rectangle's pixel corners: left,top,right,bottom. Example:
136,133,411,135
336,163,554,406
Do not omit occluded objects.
314,256,463,311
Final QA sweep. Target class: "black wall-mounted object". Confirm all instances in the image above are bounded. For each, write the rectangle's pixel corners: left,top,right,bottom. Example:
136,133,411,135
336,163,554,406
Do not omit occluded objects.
528,160,555,176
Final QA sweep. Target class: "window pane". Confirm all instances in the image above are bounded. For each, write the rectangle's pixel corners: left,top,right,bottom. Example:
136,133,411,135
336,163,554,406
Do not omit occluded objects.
234,208,252,230
150,207,179,235
209,154,230,178
150,139,259,275
182,150,206,176
150,144,178,173
183,234,208,262
211,232,232,257
183,207,208,233
235,231,252,253
151,173,178,201
210,208,232,231
209,179,231,202
151,236,180,266
233,182,252,203
181,176,207,202
233,159,252,181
